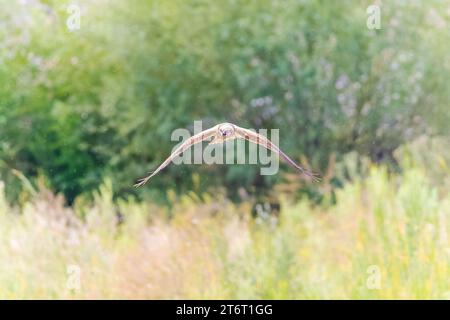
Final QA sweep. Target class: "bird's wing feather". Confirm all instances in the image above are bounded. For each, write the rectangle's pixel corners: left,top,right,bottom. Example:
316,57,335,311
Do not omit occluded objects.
235,126,320,181
134,125,218,187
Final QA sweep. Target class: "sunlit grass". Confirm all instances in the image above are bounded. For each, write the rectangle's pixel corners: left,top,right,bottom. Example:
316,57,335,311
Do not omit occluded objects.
0,165,449,299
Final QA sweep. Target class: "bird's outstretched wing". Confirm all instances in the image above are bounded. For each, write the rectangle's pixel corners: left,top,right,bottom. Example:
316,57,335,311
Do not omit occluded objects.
235,126,321,182
134,125,218,187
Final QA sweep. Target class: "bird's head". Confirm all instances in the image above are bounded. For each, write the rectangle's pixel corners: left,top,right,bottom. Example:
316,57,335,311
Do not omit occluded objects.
217,123,235,139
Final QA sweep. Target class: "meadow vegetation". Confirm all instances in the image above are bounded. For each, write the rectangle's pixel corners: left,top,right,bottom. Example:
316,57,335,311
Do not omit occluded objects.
1,144,448,299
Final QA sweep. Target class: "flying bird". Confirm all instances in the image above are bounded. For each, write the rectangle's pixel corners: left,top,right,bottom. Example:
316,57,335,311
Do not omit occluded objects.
134,123,320,187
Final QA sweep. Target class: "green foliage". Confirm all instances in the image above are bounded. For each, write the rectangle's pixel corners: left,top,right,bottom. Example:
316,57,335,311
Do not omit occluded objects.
0,0,449,202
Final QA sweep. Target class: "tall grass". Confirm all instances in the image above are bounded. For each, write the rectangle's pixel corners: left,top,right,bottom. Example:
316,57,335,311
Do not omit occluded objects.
0,165,449,299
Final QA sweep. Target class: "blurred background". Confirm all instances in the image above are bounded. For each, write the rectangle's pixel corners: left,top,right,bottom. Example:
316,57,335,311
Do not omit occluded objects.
0,0,449,299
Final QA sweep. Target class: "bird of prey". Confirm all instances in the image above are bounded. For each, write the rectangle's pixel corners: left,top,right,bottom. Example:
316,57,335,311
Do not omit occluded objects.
134,122,320,187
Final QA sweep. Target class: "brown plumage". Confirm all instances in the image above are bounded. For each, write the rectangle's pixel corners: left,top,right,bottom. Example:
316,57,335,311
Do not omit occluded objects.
134,123,320,187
